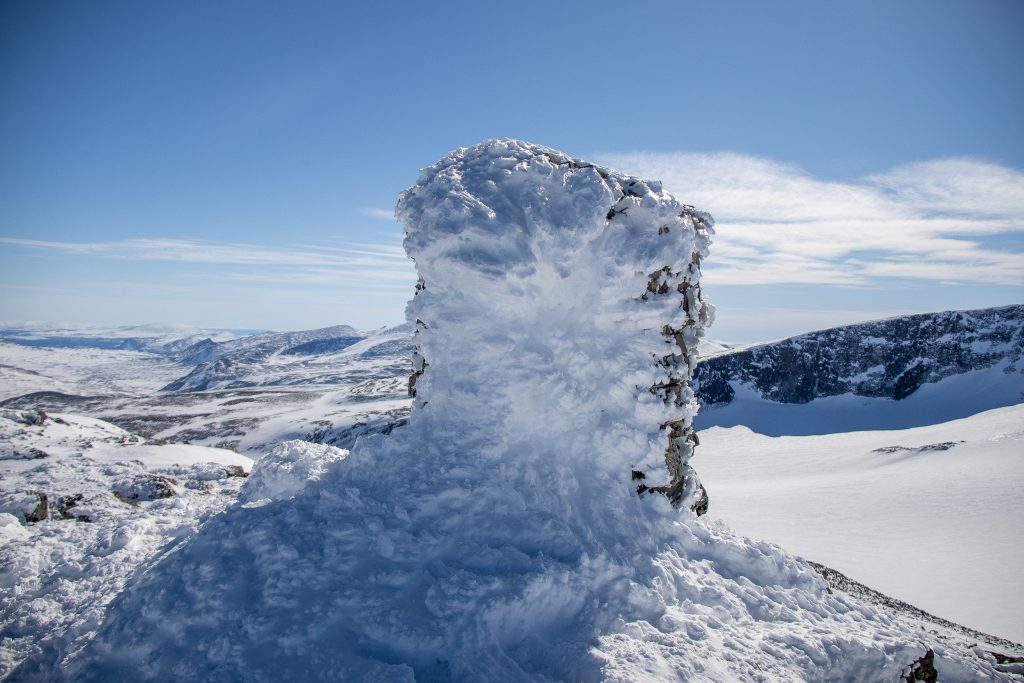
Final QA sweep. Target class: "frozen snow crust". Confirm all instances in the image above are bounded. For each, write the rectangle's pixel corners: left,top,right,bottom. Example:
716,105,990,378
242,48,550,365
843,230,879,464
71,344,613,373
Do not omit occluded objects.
63,141,1011,681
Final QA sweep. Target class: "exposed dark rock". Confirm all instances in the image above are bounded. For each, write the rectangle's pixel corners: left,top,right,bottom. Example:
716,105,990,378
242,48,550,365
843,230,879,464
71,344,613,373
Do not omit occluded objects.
112,475,179,503
988,650,1024,675
56,494,89,521
26,492,48,523
901,649,938,683
873,441,964,454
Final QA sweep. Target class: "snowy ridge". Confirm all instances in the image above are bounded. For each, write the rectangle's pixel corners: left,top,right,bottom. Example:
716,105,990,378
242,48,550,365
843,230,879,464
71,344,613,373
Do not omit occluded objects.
0,322,244,356
42,141,1016,681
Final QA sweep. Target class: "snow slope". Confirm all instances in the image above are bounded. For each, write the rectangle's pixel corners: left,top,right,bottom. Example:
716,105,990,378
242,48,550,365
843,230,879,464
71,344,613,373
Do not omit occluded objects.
48,141,1018,681
699,403,1024,644
0,409,252,679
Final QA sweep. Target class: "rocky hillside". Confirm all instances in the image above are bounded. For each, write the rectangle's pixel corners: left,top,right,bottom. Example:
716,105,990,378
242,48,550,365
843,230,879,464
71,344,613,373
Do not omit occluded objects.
694,304,1024,407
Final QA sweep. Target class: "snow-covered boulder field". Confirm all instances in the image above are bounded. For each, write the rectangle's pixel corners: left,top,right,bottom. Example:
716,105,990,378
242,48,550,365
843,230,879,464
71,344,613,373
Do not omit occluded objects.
0,409,252,678
22,140,1022,681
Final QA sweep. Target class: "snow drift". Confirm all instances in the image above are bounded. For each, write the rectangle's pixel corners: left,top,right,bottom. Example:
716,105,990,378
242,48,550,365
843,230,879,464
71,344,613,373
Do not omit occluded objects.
56,141,1014,681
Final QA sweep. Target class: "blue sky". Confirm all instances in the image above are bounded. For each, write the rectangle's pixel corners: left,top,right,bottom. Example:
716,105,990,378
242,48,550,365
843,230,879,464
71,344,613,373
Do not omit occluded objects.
1,0,1022,341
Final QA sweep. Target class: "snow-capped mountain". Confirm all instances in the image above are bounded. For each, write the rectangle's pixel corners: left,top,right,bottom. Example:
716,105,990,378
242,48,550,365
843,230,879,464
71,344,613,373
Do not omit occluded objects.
694,304,1024,434
0,322,249,356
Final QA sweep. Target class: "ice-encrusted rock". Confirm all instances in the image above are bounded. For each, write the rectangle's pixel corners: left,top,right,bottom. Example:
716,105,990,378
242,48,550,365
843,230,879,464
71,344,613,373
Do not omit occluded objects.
400,140,714,511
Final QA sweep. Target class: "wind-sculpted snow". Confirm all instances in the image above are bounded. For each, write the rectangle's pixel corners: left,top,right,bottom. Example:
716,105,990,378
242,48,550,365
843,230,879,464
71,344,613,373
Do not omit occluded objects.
60,141,1016,681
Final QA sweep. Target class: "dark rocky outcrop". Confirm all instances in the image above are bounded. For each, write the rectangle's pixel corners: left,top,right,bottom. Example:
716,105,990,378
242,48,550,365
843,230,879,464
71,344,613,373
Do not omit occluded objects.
694,305,1023,407
902,649,938,683
112,475,179,504
0,491,49,523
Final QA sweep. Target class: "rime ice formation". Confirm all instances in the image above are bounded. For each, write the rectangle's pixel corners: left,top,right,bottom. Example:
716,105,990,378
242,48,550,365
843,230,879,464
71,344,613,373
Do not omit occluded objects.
57,141,1017,682
399,140,714,512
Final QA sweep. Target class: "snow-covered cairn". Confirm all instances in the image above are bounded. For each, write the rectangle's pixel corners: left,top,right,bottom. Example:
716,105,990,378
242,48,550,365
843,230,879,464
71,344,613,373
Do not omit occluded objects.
400,139,714,513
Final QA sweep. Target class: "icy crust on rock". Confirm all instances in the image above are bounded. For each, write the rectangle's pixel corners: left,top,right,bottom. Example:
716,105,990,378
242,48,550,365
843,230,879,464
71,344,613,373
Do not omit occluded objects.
62,141,1012,682
400,139,714,507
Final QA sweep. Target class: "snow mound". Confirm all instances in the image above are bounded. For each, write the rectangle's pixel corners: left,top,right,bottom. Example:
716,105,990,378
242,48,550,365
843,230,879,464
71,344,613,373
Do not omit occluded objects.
239,440,348,504
62,141,1012,681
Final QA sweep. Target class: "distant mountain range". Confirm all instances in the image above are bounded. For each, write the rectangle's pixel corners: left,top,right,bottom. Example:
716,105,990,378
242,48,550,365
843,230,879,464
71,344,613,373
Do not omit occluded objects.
0,322,257,355
2,305,1021,441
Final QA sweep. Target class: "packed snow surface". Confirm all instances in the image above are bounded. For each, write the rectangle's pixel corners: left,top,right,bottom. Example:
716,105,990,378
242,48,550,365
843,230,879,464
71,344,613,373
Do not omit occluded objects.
31,141,1018,681
700,403,1024,644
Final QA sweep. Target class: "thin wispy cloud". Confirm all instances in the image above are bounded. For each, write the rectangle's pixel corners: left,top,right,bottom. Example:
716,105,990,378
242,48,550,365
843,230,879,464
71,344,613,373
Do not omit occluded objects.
361,208,398,221
597,153,1024,287
0,237,411,269
177,266,415,287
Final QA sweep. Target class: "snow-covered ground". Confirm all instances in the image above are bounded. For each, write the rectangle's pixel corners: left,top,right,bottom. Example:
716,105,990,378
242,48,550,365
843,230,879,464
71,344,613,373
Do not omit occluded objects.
0,409,252,679
700,402,1024,644
0,343,184,400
